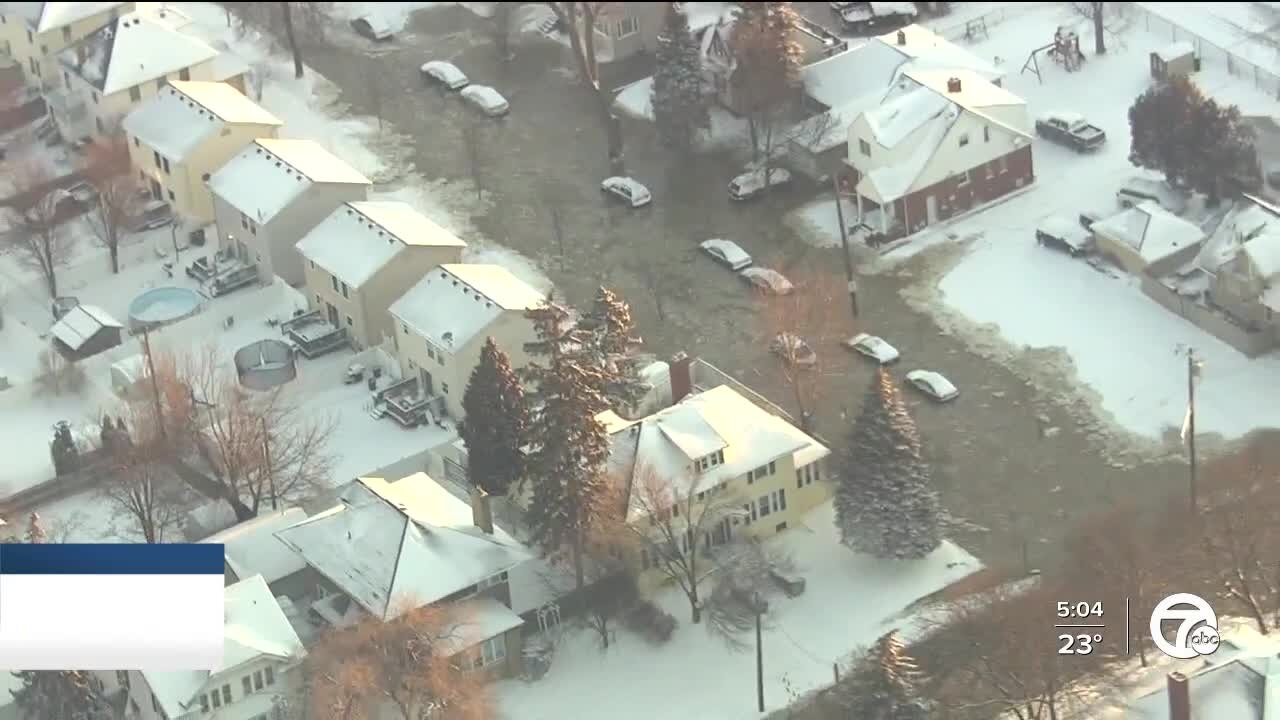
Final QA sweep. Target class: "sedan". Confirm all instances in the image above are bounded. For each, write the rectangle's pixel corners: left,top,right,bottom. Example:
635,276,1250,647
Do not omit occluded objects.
906,370,959,402
351,15,393,41
770,333,817,368
739,267,793,295
699,238,753,271
601,176,652,208
842,332,899,364
729,167,792,201
421,61,469,90
461,85,510,117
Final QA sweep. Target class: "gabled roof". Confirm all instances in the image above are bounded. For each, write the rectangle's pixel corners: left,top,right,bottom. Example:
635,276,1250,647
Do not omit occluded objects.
1244,231,1280,279
1127,629,1280,720
6,2,126,34
1197,194,1280,273
1093,201,1205,264
295,201,466,289
904,68,1028,128
49,304,121,351
389,264,545,351
201,507,308,585
122,81,280,162
874,23,1003,82
142,575,305,719
208,138,370,224
57,10,218,96
274,474,530,621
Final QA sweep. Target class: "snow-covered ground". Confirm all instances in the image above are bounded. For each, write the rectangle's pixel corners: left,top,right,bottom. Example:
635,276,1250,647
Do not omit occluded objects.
785,195,858,250
325,1,448,33
613,76,749,153
496,500,978,720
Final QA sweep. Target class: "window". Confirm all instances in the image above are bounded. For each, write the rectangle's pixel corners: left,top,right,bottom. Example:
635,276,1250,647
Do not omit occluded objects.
956,170,970,186
402,324,408,334
758,496,771,518
437,352,444,366
983,125,991,142
62,26,71,42
167,189,175,201
346,315,353,326
64,70,71,88
768,461,775,475
744,502,757,524
478,635,507,667
442,382,449,394
153,150,162,169
859,139,871,157
253,669,264,690
221,684,231,703
427,347,436,360
331,275,339,292
131,134,139,147
162,157,170,174
958,133,970,147
25,29,31,44
242,676,252,695
775,521,788,532
478,571,508,590
199,694,209,712
340,282,349,299
773,488,787,512
129,86,140,102
614,16,639,37
264,666,274,685
116,670,129,689
249,220,256,236
985,162,994,179
155,77,165,91
998,155,1009,173
315,293,322,305
179,67,190,81
211,690,222,709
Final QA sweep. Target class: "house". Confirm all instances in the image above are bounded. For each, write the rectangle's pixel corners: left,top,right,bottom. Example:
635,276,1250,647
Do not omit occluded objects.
1091,201,1206,275
50,7,246,141
50,303,122,359
601,354,831,590
0,2,134,92
95,574,306,720
842,67,1032,237
207,138,372,287
1125,627,1280,719
387,264,546,423
122,81,282,231
274,473,531,677
200,508,309,600
296,201,467,351
1195,195,1280,346
577,2,665,63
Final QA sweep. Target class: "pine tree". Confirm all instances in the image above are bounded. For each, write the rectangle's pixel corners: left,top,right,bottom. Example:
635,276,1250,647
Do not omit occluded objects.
838,631,932,719
577,286,648,415
835,368,942,559
460,337,529,496
651,3,710,152
11,670,112,720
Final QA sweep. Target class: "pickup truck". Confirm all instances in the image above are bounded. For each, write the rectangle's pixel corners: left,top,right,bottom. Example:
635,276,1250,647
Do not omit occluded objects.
1035,112,1106,152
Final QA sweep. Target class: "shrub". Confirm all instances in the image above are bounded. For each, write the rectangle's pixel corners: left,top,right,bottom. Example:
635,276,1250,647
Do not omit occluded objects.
623,599,677,645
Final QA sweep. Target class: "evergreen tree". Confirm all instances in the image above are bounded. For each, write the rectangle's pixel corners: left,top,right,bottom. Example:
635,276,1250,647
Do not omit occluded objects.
835,368,942,559
838,631,932,719
651,3,710,152
577,286,648,415
11,670,111,720
460,337,529,496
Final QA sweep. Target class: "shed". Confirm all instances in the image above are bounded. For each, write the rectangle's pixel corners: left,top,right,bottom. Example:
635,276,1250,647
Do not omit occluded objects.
49,305,123,359
1091,201,1206,275
1151,41,1196,81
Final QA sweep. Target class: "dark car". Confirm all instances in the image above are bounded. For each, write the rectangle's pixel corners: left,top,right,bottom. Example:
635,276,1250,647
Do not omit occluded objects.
1036,216,1092,257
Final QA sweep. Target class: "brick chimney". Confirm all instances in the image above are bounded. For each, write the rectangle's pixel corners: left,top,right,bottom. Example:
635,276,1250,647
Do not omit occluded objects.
469,484,493,535
669,352,693,404
896,29,907,45
946,77,962,93
1167,671,1191,720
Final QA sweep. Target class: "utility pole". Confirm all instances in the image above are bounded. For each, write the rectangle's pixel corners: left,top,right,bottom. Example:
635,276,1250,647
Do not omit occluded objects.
261,416,277,510
141,330,166,441
1186,349,1201,512
755,592,765,713
831,175,859,319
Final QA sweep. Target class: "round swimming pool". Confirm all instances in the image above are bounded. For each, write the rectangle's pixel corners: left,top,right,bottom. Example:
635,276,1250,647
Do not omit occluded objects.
128,286,204,333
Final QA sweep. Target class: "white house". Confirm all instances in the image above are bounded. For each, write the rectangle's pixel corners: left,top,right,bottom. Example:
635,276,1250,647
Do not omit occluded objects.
208,138,372,287
1124,626,1280,719
0,2,133,91
200,508,309,598
123,81,282,230
96,574,306,720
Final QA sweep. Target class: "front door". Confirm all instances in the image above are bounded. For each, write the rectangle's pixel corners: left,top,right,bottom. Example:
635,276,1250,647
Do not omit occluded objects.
926,195,939,224
418,368,433,396
325,302,338,326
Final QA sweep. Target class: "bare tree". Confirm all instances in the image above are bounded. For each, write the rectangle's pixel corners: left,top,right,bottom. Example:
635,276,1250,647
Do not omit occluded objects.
757,265,848,428
1070,3,1108,55
493,2,515,61
462,117,485,200
703,538,792,651
35,346,88,396
280,2,304,78
6,160,74,301
546,2,624,169
81,136,141,274
100,406,196,543
731,2,804,183
626,255,691,323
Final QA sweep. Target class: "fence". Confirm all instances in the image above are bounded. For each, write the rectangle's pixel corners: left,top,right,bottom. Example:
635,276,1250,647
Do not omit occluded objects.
1139,273,1276,357
1131,4,1280,99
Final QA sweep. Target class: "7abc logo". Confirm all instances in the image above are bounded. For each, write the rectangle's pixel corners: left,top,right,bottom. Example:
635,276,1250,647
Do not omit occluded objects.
1150,593,1220,659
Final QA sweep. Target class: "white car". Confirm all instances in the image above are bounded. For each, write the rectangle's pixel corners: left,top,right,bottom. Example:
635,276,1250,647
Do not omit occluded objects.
770,333,817,368
421,61,469,90
66,181,97,204
700,238,753,271
728,167,792,201
351,15,393,41
739,267,793,295
461,85,510,117
600,176,652,208
906,370,959,402
842,332,900,364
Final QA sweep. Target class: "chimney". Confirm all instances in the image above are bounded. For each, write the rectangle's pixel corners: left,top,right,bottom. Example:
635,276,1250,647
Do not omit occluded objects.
669,352,693,404
469,484,493,535
896,29,907,46
1167,671,1191,720
946,77,962,93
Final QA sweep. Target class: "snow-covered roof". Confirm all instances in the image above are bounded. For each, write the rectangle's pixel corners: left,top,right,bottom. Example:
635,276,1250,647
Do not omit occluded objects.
274,474,530,621
863,83,953,148
296,201,466,289
874,23,1003,83
142,575,305,719
856,82,959,202
1093,201,1206,264
1127,627,1280,720
123,81,281,162
607,384,829,515
802,42,906,109
208,139,371,224
905,67,1026,112
57,10,219,96
6,2,126,33
436,597,525,656
389,264,545,351
870,2,918,17
201,508,308,585
1156,40,1196,62
1197,195,1280,272
1244,232,1280,279
49,304,121,351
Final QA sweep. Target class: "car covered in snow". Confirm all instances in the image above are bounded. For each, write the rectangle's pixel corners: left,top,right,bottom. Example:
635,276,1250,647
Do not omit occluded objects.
728,167,792,201
1116,177,1186,214
601,176,652,208
420,61,469,90
699,238,753,271
351,14,393,41
842,332,899,365
840,2,917,33
1035,215,1092,257
461,85,510,117
905,370,959,402
739,267,793,295
769,333,817,368
1035,111,1106,152
66,181,97,205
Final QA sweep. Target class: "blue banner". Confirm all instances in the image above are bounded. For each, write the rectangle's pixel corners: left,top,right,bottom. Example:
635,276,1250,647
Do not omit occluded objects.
1,544,225,575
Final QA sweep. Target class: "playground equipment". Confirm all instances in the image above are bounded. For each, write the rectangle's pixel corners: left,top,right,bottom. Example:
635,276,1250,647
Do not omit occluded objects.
1021,25,1086,83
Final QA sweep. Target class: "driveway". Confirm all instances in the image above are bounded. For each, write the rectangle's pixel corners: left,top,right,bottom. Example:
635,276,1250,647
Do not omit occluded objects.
298,6,1192,569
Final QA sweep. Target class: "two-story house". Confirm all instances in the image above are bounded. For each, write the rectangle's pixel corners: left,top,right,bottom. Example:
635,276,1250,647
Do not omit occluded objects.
296,201,467,351
0,2,133,91
207,138,372,287
199,508,310,601
122,81,282,231
387,264,545,422
843,67,1033,238
274,473,531,678
96,574,306,720
52,6,247,142
1205,195,1280,347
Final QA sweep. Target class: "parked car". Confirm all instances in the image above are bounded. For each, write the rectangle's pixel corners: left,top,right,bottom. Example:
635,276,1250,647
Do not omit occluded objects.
770,333,817,368
1079,210,1103,231
1116,177,1186,214
1035,215,1092,257
1035,111,1106,152
739,267,793,295
841,2,917,33
600,176,652,208
460,85,509,117
420,61,469,90
842,332,900,364
729,167,792,201
66,181,97,205
905,370,959,402
351,14,393,41
699,238,753,271
130,200,173,232
829,1,858,10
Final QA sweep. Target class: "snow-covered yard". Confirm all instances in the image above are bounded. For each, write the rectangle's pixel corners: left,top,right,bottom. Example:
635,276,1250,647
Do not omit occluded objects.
613,76,749,153
496,500,978,720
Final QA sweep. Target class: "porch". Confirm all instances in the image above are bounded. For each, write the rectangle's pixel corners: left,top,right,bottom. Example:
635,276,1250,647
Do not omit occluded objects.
371,376,446,428
281,310,349,359
186,248,258,297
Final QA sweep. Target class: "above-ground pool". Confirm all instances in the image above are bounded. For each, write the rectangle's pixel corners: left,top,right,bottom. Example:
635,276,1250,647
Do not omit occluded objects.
128,286,204,333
